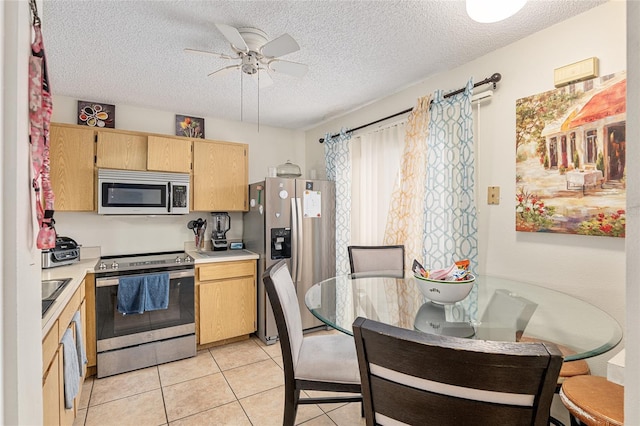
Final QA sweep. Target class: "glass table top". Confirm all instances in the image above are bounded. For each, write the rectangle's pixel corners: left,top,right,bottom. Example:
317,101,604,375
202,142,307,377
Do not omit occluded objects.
304,272,622,361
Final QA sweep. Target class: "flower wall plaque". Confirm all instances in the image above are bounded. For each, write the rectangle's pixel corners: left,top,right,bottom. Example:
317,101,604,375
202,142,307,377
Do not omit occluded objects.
77,100,115,128
175,114,204,138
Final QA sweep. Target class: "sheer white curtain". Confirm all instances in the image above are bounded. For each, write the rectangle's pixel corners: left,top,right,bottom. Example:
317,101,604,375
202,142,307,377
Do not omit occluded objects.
350,123,405,245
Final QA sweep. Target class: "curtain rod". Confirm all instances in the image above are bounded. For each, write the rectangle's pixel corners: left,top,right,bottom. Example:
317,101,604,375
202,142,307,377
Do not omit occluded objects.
318,73,502,143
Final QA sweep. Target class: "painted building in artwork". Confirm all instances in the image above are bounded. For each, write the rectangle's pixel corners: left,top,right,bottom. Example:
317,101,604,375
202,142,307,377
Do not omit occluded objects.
541,74,626,186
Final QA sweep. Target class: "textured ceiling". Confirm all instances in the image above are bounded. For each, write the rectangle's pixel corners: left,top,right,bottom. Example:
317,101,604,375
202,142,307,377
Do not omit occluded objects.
42,0,607,130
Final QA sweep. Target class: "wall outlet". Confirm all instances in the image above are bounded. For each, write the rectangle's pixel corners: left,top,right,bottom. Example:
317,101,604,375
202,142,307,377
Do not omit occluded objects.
488,186,500,205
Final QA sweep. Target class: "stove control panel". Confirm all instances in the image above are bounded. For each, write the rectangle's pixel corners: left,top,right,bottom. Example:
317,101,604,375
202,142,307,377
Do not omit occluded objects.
95,252,194,273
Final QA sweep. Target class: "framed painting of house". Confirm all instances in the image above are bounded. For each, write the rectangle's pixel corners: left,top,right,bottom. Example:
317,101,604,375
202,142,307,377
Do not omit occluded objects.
515,71,626,237
175,114,205,138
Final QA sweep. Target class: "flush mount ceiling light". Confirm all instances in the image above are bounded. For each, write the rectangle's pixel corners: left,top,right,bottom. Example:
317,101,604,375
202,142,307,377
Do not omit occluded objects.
466,0,527,23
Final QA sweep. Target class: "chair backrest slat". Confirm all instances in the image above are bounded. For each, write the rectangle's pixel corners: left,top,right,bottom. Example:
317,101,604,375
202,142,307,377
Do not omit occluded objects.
353,317,563,426
348,245,405,278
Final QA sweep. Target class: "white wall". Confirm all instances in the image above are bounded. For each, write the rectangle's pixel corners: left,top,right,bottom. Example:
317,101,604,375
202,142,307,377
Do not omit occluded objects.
1,1,45,424
306,0,626,378
51,96,306,254
625,1,639,422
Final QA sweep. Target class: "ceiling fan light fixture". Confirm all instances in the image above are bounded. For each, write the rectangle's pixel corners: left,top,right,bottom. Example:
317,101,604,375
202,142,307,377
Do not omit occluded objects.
466,0,527,23
241,53,260,75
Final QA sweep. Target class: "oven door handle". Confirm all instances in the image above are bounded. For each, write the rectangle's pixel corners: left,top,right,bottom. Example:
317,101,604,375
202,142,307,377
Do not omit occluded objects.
96,269,194,287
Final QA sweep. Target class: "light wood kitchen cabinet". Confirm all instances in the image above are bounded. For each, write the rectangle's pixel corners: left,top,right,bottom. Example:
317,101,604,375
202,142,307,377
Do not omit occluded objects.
196,260,256,345
42,281,87,426
192,140,248,211
147,135,192,173
49,124,95,211
84,274,97,375
42,323,60,426
96,131,147,171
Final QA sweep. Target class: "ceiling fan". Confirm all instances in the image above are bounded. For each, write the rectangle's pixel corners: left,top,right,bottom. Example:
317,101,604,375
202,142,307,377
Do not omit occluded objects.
185,23,308,88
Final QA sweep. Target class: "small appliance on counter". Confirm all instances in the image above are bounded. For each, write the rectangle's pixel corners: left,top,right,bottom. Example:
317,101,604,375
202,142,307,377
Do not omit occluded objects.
211,212,231,251
41,236,81,269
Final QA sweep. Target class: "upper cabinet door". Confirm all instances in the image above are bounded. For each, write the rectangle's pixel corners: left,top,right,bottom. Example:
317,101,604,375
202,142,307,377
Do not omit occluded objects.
96,131,147,171
193,140,248,211
147,135,192,173
49,124,95,211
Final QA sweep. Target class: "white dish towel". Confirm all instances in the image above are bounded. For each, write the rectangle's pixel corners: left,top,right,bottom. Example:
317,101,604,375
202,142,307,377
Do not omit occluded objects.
61,328,79,409
71,310,88,376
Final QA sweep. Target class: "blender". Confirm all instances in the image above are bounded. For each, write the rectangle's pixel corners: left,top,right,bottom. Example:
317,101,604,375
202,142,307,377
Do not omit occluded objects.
211,212,231,251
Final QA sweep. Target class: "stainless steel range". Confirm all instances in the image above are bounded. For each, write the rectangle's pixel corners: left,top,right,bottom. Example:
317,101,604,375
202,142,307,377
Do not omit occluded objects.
94,251,195,378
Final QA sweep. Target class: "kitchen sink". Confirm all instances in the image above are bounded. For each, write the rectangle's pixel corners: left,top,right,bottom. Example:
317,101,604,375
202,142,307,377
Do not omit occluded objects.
42,278,72,317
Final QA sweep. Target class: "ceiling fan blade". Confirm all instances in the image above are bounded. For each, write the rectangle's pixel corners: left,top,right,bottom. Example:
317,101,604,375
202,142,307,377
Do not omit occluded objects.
260,33,300,58
184,48,236,60
208,64,240,78
268,59,308,78
252,68,274,89
215,23,248,52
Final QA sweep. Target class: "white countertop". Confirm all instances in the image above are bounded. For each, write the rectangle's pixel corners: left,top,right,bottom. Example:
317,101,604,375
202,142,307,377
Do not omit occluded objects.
41,256,100,338
41,248,259,338
187,249,259,263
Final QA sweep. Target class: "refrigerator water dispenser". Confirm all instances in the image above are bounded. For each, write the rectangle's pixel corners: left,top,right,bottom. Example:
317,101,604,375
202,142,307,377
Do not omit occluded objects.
270,228,291,259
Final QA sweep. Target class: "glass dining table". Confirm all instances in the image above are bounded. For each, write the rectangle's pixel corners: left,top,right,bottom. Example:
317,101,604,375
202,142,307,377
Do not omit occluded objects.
304,272,622,361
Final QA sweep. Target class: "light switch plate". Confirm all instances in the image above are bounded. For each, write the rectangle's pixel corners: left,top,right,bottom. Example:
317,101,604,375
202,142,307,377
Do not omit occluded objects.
487,186,500,205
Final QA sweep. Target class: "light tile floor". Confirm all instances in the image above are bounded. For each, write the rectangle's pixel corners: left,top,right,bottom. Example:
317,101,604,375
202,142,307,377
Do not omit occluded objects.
74,331,364,426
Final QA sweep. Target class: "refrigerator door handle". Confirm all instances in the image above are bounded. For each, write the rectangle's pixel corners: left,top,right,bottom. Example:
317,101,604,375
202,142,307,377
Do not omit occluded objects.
295,197,304,283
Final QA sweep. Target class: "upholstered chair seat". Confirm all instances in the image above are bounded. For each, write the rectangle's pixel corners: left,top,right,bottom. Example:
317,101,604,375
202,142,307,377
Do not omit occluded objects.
295,334,361,384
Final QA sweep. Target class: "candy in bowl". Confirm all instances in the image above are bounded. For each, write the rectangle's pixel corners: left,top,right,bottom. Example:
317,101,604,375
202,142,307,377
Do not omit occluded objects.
414,273,475,304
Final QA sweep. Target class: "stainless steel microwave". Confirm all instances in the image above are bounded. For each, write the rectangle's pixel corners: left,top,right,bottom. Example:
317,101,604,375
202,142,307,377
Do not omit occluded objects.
98,169,190,215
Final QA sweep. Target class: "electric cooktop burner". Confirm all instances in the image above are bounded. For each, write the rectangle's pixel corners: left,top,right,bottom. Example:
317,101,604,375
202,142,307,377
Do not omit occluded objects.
95,251,193,274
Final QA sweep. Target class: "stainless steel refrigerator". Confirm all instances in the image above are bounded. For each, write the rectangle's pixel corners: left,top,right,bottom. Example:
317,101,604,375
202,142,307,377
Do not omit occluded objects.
243,177,336,345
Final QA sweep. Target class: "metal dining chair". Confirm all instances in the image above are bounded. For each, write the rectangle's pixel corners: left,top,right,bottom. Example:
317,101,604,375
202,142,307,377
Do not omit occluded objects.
262,260,362,426
347,245,405,278
352,316,563,426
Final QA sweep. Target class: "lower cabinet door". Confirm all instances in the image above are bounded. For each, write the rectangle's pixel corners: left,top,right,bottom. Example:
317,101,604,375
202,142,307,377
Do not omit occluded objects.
198,277,256,344
43,350,60,426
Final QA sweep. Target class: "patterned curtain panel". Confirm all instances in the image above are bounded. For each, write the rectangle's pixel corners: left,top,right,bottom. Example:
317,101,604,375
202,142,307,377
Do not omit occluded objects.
383,95,432,328
384,95,433,269
425,79,478,320
423,79,477,271
324,129,352,276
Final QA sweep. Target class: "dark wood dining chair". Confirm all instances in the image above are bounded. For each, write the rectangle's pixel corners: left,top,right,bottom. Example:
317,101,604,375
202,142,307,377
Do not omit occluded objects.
262,260,362,426
347,244,405,278
352,316,563,426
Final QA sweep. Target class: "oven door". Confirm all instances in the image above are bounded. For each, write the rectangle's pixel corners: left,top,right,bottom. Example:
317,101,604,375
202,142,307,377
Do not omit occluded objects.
95,269,194,352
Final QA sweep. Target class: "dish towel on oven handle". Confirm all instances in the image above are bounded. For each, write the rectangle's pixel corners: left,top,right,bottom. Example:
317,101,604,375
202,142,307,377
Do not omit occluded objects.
71,310,88,376
61,328,79,409
117,276,146,315
144,273,170,311
117,273,170,315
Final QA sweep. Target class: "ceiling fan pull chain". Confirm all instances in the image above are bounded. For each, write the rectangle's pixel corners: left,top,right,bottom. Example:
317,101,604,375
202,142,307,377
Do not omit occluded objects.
257,70,260,132
240,70,244,122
